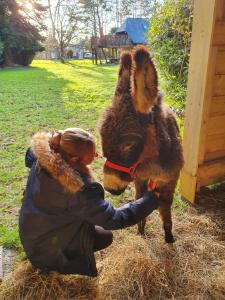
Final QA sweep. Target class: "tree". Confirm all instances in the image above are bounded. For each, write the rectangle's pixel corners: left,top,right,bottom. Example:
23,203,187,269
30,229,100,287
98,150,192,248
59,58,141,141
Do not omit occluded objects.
0,0,46,66
47,0,81,63
149,0,193,109
79,0,113,37
78,0,157,38
109,26,118,34
118,0,159,23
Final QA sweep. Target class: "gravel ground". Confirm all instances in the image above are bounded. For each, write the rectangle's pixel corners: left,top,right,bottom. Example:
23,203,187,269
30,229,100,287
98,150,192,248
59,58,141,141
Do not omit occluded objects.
0,247,18,279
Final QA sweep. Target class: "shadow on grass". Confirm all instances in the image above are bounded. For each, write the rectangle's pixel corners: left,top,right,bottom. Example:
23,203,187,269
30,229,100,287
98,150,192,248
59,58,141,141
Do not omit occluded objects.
0,61,119,248
0,65,72,136
65,61,118,83
0,66,72,248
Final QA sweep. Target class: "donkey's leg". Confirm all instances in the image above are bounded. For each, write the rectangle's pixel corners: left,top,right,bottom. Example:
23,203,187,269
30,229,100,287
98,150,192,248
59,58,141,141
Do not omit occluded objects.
158,182,177,243
158,203,174,243
134,178,148,235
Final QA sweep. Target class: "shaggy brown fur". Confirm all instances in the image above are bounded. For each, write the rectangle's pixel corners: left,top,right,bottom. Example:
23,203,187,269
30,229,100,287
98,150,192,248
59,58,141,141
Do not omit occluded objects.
99,46,184,242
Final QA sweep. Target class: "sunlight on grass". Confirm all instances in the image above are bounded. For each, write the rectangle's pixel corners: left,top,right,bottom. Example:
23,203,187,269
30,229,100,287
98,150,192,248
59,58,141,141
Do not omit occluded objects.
0,59,184,248
0,60,120,248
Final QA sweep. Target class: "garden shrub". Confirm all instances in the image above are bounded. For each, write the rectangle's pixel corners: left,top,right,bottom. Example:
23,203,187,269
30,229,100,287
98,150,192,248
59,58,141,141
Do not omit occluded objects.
67,50,74,58
0,0,45,67
149,0,193,112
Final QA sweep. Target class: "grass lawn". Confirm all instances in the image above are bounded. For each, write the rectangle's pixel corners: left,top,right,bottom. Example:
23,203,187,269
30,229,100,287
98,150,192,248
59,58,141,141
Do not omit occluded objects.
0,59,185,249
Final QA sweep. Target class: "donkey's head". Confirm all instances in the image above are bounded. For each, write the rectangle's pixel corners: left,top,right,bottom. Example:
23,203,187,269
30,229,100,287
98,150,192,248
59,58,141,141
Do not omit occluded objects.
99,47,158,195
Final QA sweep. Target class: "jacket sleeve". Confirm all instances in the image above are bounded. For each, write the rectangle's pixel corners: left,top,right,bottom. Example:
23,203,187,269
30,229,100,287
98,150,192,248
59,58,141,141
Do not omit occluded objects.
75,183,159,230
25,148,36,168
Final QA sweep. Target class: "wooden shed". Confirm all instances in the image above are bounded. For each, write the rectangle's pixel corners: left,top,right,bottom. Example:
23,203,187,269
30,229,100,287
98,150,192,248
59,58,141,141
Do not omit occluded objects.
180,0,225,203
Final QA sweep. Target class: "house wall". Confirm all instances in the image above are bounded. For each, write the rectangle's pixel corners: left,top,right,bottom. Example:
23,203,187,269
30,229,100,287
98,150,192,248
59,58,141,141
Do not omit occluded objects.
180,0,225,203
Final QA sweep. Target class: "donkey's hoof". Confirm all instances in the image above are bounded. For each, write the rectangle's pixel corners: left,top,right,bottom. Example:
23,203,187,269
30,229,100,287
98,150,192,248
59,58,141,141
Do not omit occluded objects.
165,234,175,243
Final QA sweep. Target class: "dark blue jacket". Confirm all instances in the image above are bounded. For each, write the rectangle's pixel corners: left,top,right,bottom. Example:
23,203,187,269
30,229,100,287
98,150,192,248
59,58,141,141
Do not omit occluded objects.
19,147,158,277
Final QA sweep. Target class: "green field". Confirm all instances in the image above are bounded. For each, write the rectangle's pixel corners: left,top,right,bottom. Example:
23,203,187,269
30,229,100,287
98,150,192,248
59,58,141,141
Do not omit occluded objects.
0,60,185,249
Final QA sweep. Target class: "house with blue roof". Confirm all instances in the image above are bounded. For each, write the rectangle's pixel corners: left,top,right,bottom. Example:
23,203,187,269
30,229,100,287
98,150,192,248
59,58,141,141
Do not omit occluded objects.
116,18,149,46
91,18,150,64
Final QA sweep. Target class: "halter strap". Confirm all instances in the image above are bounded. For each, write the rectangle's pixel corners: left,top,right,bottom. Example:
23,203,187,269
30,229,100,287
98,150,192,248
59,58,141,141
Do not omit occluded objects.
104,160,140,180
104,159,159,190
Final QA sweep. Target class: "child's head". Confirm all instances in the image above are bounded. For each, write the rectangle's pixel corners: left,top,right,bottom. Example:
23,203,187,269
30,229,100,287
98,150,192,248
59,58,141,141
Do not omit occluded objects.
49,128,96,166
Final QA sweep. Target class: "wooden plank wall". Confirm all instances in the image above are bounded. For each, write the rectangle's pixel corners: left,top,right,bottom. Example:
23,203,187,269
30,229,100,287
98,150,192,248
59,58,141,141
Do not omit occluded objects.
180,0,225,202
205,6,225,161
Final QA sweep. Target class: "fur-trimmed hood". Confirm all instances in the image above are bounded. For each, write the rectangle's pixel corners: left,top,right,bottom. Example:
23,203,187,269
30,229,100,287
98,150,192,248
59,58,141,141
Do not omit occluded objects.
30,132,84,193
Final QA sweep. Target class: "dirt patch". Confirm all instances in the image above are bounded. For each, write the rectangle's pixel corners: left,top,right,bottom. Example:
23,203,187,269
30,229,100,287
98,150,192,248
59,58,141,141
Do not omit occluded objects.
0,247,18,279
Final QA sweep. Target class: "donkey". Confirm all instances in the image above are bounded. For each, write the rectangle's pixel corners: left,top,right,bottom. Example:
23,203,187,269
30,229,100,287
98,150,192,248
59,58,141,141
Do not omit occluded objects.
99,46,184,243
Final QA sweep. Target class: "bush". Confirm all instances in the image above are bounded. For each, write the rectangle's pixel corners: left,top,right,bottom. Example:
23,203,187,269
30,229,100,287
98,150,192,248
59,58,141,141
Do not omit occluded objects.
67,49,73,58
0,0,45,67
8,32,44,66
149,0,193,111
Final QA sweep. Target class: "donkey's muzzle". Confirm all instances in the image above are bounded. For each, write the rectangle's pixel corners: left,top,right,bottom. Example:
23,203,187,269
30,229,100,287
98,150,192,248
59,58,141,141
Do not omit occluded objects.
103,173,129,195
105,187,126,196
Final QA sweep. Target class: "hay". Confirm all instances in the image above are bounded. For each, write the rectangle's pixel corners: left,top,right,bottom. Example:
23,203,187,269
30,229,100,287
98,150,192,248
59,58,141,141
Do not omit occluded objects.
1,185,225,299
99,210,225,300
0,261,98,300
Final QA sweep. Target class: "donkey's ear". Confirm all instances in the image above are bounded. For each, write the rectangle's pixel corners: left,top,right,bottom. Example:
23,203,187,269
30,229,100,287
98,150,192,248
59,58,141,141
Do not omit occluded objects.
114,52,132,98
119,51,132,77
131,46,158,114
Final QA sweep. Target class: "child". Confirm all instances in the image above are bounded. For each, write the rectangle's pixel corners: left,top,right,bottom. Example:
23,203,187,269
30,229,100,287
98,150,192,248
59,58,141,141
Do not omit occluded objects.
19,128,159,277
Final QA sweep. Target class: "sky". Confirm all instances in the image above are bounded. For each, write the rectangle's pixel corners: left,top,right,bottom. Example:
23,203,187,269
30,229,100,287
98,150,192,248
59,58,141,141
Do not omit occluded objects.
36,0,163,43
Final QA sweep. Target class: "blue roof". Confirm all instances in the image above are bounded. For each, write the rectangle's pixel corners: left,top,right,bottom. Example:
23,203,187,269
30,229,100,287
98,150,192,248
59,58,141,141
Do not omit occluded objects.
116,18,149,44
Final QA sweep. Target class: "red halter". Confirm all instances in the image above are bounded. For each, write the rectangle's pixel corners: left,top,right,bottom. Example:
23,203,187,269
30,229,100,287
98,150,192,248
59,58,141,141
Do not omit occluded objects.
104,159,159,191
104,159,140,180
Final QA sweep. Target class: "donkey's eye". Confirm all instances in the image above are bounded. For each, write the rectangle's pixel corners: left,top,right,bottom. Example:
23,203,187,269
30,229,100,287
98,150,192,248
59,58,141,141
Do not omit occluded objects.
122,143,134,153
119,135,144,161
120,142,139,157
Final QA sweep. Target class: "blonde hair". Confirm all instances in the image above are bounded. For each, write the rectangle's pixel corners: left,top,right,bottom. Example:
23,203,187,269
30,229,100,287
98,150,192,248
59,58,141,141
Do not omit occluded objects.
49,128,95,159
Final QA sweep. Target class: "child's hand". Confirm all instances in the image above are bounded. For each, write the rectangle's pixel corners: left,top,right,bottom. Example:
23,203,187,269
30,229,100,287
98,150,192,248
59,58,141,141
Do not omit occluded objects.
147,179,158,191
95,152,104,159
143,191,159,210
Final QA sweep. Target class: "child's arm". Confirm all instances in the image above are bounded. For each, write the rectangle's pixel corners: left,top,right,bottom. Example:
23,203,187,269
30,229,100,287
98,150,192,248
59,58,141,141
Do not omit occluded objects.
25,148,36,168
72,183,159,230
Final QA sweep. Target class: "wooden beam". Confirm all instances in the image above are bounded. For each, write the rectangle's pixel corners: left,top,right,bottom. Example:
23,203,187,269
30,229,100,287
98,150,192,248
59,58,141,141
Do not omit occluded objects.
198,157,225,187
215,0,225,21
180,0,218,203
205,132,225,153
215,50,225,74
207,115,225,135
210,96,225,116
197,48,218,163
205,149,225,160
181,0,217,172
180,170,198,203
213,21,225,45
213,74,225,96
205,129,225,160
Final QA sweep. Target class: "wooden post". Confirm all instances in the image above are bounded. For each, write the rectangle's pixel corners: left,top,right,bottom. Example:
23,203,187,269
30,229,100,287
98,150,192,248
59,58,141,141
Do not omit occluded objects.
94,49,98,65
102,48,108,63
180,0,218,202
91,48,95,64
